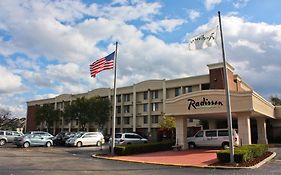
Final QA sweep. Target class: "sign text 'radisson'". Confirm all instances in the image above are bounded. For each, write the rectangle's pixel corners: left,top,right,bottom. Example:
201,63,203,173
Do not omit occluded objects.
187,98,223,110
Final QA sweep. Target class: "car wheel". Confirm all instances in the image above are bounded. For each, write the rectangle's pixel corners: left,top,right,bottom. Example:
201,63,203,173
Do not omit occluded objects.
188,142,196,149
222,142,229,149
96,141,102,147
76,141,82,147
23,142,30,148
0,139,6,146
46,141,52,147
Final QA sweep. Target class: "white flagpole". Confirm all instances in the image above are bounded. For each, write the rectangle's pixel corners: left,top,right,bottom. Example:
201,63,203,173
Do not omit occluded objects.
111,42,118,155
218,11,235,163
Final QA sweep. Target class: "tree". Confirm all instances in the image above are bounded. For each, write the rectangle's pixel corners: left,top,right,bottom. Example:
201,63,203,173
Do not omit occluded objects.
270,95,281,106
159,116,176,140
35,104,60,132
89,96,111,132
0,108,12,129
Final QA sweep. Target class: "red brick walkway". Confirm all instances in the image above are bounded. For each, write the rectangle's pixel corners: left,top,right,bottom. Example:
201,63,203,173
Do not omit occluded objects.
103,149,218,167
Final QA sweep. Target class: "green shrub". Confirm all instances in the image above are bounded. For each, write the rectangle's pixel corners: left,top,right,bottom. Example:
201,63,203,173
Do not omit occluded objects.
114,141,175,156
216,144,268,163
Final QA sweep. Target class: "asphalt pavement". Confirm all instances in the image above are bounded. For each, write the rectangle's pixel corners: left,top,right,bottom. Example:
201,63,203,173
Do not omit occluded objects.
0,144,280,175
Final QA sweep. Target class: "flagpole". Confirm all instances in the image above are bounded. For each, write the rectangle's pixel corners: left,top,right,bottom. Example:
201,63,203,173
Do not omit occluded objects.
218,11,234,163
111,42,118,155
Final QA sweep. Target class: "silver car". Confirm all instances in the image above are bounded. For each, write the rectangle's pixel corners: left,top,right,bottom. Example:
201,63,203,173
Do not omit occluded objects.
109,133,148,146
0,130,23,146
14,131,54,148
65,132,105,147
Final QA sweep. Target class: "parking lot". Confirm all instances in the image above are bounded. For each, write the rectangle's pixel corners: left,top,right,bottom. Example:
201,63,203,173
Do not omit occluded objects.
1,144,281,175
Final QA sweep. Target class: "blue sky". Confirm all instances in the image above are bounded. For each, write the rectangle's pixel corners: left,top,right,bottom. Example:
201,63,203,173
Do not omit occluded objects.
0,0,281,117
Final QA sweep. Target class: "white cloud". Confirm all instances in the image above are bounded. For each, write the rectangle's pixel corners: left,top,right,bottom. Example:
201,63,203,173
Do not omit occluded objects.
188,10,200,21
233,0,249,9
0,66,23,94
204,0,222,10
229,39,265,53
141,18,185,33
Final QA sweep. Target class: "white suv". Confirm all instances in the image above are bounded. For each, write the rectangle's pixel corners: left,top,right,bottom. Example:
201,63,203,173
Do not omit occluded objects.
65,132,105,147
187,129,240,149
109,133,148,146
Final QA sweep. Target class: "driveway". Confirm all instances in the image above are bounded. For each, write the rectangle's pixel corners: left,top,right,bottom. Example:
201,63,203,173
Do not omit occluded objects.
0,144,281,175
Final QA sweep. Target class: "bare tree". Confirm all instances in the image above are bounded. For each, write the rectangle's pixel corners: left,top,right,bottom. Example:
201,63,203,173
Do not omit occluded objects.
0,108,11,129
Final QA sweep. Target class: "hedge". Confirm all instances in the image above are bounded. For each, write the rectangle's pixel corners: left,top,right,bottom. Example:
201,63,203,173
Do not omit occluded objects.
114,141,175,156
217,144,268,163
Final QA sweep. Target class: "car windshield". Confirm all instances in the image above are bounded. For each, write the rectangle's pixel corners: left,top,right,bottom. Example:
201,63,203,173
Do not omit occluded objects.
115,134,122,138
73,132,84,138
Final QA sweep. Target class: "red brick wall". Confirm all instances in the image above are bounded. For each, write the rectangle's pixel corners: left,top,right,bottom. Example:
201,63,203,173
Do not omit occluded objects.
26,105,38,131
209,68,237,91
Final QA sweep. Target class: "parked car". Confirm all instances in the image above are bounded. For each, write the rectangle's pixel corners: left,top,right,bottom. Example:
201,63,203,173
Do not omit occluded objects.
65,132,105,147
52,132,76,146
109,133,148,146
0,130,23,146
187,129,240,149
14,131,54,148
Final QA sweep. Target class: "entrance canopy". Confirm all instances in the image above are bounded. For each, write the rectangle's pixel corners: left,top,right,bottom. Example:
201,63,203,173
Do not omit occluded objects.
165,90,275,119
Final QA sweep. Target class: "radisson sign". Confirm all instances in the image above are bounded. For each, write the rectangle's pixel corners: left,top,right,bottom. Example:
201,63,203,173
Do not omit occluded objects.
187,97,223,110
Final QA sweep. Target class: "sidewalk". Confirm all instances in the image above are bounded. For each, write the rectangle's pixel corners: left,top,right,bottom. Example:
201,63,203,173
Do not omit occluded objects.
94,149,218,168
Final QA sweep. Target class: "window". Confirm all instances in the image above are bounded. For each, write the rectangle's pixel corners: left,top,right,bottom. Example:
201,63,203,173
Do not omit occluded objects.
59,119,62,125
201,83,210,90
117,106,121,113
206,130,217,137
117,95,121,103
124,105,130,113
75,119,79,126
0,131,4,135
218,130,229,136
143,104,148,112
195,131,203,137
125,134,142,139
151,115,159,124
123,117,130,125
183,86,192,93
151,90,158,99
175,87,181,96
6,131,12,135
188,118,193,122
152,103,158,111
117,117,121,125
124,94,130,102
143,116,148,124
143,91,148,100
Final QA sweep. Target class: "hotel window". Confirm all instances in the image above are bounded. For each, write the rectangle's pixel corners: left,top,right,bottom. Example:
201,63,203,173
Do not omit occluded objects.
117,95,121,103
143,104,148,112
143,116,148,124
175,87,181,96
201,83,210,90
151,90,158,99
151,115,159,124
124,94,130,102
124,117,130,125
143,91,148,100
117,106,121,114
117,117,121,125
152,103,158,111
124,105,130,113
183,86,192,93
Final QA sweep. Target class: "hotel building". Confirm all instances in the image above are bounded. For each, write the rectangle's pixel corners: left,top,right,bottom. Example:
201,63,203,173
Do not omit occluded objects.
26,62,281,146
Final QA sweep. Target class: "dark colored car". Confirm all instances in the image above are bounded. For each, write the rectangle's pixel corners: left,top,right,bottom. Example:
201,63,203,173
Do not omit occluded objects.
52,132,76,146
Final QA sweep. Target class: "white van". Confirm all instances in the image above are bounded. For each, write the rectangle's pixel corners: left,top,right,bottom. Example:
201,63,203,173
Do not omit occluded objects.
187,129,240,149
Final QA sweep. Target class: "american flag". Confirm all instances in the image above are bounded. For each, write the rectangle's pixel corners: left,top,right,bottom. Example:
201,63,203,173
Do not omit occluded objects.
90,51,115,78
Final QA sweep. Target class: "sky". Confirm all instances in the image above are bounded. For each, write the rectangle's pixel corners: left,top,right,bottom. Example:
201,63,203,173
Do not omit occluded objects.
1,0,281,118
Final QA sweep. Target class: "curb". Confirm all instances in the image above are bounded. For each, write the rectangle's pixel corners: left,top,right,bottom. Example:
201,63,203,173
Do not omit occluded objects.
92,152,276,169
